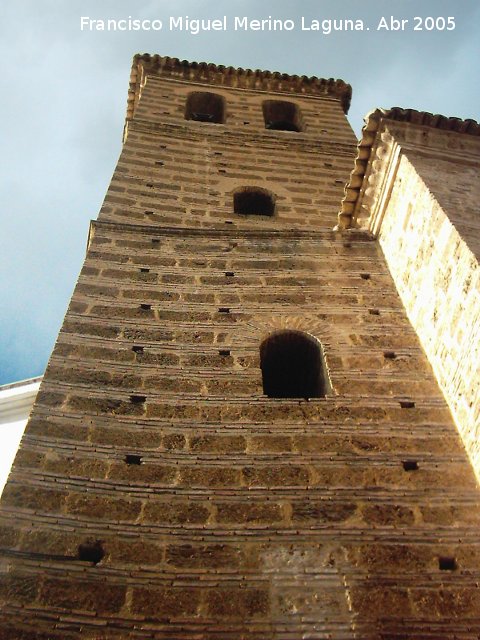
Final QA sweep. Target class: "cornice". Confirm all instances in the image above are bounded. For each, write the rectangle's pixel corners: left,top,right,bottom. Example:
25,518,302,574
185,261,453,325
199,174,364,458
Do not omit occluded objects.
337,108,480,230
126,53,352,126
88,220,372,244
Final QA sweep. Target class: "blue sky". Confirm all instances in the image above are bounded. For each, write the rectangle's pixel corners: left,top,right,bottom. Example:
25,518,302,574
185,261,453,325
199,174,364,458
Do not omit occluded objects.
1,0,479,385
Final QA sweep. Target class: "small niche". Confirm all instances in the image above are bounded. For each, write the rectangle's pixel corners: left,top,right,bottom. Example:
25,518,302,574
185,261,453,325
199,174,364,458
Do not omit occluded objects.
125,454,142,465
132,346,144,354
224,220,234,225
155,161,164,166
383,351,397,359
146,183,154,188
400,400,415,409
144,210,154,216
360,273,371,280
219,349,231,356
225,272,235,277
78,540,105,565
368,309,380,316
152,239,160,244
234,187,275,217
140,304,152,311
130,394,146,404
439,557,457,571
140,268,150,273
218,307,230,313
402,460,419,472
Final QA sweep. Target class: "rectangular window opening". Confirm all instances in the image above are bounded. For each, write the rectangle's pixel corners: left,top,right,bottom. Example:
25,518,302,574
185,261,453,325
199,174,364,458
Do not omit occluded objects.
219,349,231,356
402,460,419,472
218,307,230,313
130,395,146,404
400,400,415,409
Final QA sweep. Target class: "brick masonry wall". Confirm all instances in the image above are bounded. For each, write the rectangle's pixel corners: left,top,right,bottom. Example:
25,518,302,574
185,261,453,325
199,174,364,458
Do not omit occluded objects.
1,72,480,638
368,122,480,484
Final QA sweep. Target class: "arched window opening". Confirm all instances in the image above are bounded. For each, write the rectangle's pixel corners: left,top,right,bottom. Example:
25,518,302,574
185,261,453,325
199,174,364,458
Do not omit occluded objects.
260,331,330,398
185,92,225,124
263,100,303,132
234,187,275,217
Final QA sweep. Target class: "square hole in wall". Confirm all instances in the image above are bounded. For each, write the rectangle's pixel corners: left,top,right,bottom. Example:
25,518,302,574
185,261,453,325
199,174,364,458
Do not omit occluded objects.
384,351,397,359
125,454,142,465
130,395,146,404
152,239,160,244
368,309,380,316
400,400,415,409
140,268,150,273
360,273,371,280
132,346,144,354
402,460,419,471
78,540,105,564
145,210,154,216
219,349,231,356
224,221,234,225
439,557,457,571
225,272,235,277
218,307,230,313
140,304,152,311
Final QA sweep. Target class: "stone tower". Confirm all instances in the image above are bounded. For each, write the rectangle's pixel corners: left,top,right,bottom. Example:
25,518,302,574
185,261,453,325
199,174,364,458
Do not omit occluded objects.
1,55,479,639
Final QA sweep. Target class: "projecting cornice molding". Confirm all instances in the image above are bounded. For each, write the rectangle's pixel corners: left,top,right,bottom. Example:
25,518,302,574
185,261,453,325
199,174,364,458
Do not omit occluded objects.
126,53,352,126
337,107,480,230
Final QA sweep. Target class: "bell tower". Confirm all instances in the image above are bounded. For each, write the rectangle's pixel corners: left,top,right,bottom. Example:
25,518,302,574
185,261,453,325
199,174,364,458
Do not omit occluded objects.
1,55,480,639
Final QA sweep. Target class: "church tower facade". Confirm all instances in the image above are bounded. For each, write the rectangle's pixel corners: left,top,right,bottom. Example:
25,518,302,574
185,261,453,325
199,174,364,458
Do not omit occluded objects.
1,55,479,639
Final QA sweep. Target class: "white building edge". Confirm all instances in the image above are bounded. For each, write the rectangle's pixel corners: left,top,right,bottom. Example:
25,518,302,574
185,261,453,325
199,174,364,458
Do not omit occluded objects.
0,376,42,494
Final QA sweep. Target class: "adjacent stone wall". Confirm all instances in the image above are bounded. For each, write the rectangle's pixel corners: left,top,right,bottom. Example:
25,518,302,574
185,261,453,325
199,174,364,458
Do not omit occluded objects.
1,68,480,638
368,121,480,482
